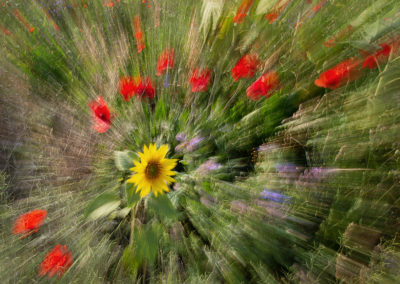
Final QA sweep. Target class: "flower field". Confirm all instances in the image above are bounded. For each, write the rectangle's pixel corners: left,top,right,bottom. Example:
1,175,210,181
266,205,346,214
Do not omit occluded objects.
0,0,400,283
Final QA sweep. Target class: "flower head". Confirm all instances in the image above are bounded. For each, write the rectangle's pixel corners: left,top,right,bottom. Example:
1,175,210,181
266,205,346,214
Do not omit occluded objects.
175,142,188,152
190,67,212,92
361,43,391,69
233,0,255,23
39,245,73,278
119,76,136,101
12,209,47,238
133,16,145,53
89,96,112,133
232,54,259,81
312,1,325,12
175,132,187,142
156,48,175,76
265,12,278,24
164,74,170,87
196,160,221,175
128,144,178,198
260,189,291,203
246,71,279,101
275,163,297,173
315,58,361,89
135,77,156,100
187,136,204,151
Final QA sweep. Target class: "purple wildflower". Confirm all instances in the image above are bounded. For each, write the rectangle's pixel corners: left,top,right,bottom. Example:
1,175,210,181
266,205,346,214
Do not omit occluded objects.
187,136,204,152
196,160,221,175
260,189,291,203
163,74,170,87
175,132,187,142
175,142,188,152
275,163,297,173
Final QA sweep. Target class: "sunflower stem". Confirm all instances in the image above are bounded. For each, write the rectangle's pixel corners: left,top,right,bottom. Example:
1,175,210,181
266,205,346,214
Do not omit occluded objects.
129,203,137,245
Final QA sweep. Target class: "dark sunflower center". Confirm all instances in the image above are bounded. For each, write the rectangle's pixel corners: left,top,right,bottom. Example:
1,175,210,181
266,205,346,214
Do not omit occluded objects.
145,161,160,179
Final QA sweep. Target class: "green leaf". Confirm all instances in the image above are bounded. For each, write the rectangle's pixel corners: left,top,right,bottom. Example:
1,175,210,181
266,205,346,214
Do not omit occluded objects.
111,207,131,219
147,193,178,220
114,151,135,171
85,192,121,220
125,183,140,207
123,225,160,270
135,226,159,263
121,245,140,277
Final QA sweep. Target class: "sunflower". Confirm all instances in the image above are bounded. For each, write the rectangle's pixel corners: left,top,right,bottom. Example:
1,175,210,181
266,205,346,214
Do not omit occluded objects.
127,143,178,198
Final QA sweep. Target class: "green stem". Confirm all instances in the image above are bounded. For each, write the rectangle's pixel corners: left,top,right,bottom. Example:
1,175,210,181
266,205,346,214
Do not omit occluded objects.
130,203,137,245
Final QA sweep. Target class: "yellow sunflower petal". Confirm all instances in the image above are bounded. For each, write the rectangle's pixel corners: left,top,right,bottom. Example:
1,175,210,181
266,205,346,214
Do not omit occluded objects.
157,144,169,159
130,165,145,173
129,143,178,199
140,184,151,198
165,170,177,176
162,159,178,169
149,143,157,155
127,174,139,184
165,176,176,184
133,160,142,168
129,173,145,184
138,152,147,163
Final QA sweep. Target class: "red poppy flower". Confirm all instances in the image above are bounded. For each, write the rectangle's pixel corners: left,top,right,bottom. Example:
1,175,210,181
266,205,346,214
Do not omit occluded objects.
264,0,290,24
190,67,212,93
233,0,255,23
315,58,362,89
246,71,280,101
313,1,326,12
119,76,136,101
135,77,156,99
232,54,259,81
156,48,175,76
39,245,73,278
265,12,278,24
361,43,391,69
133,16,145,53
233,13,247,23
12,209,47,238
89,96,112,133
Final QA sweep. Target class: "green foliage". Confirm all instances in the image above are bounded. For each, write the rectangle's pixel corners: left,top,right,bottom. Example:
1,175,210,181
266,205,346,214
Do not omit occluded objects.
125,183,141,207
85,192,121,220
147,194,179,221
114,151,135,172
